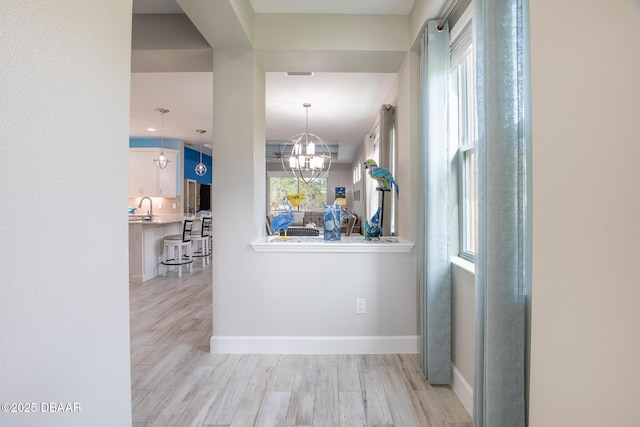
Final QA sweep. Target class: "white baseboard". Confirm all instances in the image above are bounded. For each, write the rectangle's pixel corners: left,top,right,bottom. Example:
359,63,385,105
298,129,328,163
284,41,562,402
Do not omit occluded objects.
210,335,420,354
142,270,157,282
451,363,473,416
131,270,159,282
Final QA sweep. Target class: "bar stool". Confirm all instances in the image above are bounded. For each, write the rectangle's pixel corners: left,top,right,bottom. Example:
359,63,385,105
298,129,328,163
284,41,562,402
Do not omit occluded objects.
191,217,212,267
161,219,194,277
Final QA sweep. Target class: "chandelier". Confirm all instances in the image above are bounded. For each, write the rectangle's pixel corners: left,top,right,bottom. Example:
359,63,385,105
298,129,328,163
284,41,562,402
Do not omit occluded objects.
194,129,207,176
281,103,332,184
153,108,170,169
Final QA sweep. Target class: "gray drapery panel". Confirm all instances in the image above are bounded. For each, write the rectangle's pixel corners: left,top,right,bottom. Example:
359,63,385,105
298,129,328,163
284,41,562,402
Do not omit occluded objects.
473,0,531,426
420,20,451,385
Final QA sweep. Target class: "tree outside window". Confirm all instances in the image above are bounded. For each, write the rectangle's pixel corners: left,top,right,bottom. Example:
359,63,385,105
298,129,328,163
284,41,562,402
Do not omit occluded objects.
268,177,327,215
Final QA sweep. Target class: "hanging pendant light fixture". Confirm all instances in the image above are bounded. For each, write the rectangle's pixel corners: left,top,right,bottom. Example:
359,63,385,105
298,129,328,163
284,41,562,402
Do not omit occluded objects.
153,108,170,169
194,129,207,176
281,103,332,184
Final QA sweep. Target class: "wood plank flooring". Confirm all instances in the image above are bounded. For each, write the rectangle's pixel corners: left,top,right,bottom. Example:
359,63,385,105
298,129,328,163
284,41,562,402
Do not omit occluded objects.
130,261,472,426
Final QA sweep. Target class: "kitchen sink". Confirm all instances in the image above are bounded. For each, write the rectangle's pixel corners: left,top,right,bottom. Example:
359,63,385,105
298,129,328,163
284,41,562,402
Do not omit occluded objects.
129,215,155,222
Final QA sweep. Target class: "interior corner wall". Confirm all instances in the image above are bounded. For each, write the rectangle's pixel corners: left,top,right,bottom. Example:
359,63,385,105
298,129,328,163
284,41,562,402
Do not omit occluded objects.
211,48,266,334
0,1,132,426
253,57,267,236
528,1,640,425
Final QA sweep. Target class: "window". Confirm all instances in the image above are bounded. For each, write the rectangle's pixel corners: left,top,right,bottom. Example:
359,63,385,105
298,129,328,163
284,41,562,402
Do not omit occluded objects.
268,176,327,215
449,13,477,261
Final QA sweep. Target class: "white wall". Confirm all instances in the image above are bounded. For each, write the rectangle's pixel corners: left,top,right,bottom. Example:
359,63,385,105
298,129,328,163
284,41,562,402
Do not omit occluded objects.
396,50,421,245
212,250,417,344
0,1,132,426
451,263,475,413
210,43,420,354
326,164,353,206
255,13,409,72
528,1,640,425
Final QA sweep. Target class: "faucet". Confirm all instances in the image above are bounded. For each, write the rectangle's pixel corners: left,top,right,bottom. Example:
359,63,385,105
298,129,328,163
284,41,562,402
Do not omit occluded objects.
138,197,153,218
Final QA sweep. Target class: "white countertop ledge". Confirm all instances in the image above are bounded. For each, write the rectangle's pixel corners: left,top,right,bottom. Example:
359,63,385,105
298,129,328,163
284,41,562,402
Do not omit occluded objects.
251,236,414,253
128,215,202,225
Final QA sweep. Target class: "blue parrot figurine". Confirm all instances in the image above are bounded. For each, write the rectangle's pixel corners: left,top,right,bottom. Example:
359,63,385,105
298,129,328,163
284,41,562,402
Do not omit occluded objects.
270,193,304,239
364,159,399,199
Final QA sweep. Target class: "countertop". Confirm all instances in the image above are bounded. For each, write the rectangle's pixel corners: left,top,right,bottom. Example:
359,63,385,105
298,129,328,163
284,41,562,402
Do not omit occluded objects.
128,214,185,225
128,214,212,224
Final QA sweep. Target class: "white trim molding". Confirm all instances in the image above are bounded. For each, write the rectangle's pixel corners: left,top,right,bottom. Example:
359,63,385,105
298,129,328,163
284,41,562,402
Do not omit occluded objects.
451,363,474,416
251,236,414,253
210,335,420,354
450,255,476,274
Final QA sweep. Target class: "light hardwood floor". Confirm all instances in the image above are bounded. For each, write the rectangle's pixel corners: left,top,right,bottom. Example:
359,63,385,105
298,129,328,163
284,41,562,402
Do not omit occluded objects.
130,260,472,427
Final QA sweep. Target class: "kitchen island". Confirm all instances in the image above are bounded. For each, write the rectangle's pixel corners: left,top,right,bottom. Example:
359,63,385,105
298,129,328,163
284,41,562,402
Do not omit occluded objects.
128,215,183,282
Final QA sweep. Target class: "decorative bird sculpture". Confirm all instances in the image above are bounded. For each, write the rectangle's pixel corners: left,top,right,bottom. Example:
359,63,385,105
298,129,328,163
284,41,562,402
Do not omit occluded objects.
287,193,305,208
370,206,381,227
270,193,304,239
365,207,383,241
364,159,399,199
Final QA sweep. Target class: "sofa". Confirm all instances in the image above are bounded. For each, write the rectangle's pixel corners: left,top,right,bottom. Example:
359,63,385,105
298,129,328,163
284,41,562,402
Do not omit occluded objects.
303,210,360,235
268,210,360,235
302,211,324,227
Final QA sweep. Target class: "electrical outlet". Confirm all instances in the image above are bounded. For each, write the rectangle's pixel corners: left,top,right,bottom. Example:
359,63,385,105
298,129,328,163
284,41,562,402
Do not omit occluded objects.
158,203,162,209
356,298,366,314
172,203,177,209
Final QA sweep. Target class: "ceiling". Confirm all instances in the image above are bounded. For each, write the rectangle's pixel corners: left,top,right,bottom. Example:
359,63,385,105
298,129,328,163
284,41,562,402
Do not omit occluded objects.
132,0,415,16
130,0,415,162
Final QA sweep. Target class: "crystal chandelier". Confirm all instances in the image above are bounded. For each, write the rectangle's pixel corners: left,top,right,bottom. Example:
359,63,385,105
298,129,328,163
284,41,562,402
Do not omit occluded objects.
281,103,332,184
194,129,207,176
153,108,170,169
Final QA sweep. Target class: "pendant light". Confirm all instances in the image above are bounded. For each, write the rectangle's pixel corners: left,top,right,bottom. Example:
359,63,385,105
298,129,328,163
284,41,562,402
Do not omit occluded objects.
195,129,207,176
153,108,170,169
281,103,332,184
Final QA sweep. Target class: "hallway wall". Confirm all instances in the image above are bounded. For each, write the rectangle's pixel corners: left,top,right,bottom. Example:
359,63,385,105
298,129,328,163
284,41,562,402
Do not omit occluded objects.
0,1,133,426
528,1,640,425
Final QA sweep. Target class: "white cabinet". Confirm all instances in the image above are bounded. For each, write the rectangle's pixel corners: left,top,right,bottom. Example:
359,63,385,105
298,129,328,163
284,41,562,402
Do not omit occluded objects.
128,151,157,196
129,149,177,197
157,152,177,197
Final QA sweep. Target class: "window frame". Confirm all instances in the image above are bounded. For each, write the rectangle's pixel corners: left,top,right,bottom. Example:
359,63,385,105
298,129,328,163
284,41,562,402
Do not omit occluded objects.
449,7,477,262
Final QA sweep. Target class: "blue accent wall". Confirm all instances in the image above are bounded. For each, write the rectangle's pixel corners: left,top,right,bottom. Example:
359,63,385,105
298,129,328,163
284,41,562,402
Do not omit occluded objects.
129,138,212,186
129,137,182,150
184,146,212,184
